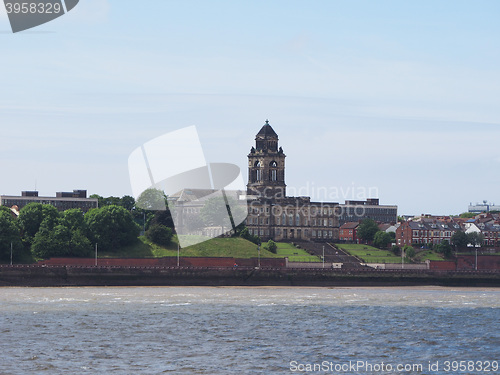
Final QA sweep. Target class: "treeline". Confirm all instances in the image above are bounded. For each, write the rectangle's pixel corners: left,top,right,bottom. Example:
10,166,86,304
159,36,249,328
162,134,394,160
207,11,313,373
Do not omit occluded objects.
0,203,140,261
0,190,176,261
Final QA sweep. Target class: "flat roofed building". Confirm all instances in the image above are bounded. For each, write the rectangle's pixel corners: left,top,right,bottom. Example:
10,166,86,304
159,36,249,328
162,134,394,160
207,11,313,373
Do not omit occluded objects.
1,190,98,212
338,199,397,225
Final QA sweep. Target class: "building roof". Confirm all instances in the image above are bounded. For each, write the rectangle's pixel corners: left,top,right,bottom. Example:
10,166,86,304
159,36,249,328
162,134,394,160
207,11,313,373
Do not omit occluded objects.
340,222,359,229
169,189,218,203
405,220,461,231
256,120,278,138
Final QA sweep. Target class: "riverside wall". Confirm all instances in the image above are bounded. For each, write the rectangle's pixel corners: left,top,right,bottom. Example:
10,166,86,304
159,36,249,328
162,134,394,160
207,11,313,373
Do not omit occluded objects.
0,265,499,287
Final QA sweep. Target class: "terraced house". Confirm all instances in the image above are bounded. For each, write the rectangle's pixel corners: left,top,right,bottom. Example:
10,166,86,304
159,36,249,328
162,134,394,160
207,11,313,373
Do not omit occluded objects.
396,217,462,247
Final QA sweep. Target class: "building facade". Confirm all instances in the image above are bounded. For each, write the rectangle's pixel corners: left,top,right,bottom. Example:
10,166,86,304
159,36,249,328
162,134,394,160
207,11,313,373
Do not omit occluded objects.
246,121,340,242
0,190,98,212
338,199,397,225
396,218,461,247
339,222,359,243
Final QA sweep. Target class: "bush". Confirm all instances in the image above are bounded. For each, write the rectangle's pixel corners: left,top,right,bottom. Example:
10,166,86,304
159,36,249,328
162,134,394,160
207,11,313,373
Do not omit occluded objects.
391,245,401,256
267,240,277,254
239,227,261,245
146,224,173,246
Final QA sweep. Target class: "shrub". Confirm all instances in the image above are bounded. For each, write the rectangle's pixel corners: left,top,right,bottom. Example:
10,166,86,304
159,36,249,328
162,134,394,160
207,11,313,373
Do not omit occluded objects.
146,224,173,246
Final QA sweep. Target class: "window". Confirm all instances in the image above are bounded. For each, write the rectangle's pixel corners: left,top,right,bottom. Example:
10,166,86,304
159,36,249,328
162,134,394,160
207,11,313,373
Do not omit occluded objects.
271,169,277,181
295,214,300,226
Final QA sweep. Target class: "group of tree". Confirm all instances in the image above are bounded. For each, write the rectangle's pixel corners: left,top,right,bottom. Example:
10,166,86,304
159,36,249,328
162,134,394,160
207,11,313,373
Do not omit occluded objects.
357,219,395,249
0,202,141,261
450,231,485,249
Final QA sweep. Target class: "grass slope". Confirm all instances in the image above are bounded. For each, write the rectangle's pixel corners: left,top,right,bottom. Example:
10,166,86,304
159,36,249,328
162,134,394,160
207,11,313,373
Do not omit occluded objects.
275,242,320,262
99,236,320,262
101,236,279,259
336,243,403,263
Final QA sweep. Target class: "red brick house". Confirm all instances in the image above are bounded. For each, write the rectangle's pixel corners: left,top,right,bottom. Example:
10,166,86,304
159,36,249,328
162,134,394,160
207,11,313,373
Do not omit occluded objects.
396,218,462,247
339,222,359,243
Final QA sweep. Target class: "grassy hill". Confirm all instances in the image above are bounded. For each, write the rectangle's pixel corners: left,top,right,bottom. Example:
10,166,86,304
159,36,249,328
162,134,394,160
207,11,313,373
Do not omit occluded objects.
336,243,404,263
99,236,319,262
275,242,320,262
336,243,444,263
100,236,277,259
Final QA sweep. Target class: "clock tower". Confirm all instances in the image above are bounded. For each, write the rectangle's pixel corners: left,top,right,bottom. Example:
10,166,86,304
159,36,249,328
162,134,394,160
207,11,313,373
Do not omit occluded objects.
247,120,286,199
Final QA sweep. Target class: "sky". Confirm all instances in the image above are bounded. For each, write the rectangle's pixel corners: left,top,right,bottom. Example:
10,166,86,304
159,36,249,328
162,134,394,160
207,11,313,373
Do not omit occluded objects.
0,0,499,216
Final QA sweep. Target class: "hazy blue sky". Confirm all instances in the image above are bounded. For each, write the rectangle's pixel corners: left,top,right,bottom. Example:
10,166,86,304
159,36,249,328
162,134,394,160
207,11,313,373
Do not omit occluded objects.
1,0,499,215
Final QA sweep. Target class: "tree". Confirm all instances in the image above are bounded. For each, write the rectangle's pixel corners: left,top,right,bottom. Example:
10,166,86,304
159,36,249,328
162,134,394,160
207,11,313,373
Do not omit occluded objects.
357,219,379,242
459,212,476,219
373,231,392,249
18,203,60,245
239,227,260,245
146,224,173,246
60,208,86,231
149,209,175,229
435,240,452,258
467,232,484,248
84,205,140,252
266,240,277,254
18,203,44,240
391,245,401,256
120,195,136,211
451,231,468,249
200,196,232,233
403,245,415,261
136,188,167,211
0,209,22,261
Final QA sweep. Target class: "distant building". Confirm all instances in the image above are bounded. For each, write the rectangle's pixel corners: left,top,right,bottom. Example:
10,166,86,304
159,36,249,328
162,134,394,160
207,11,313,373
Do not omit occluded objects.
169,120,397,243
396,217,462,247
339,222,359,243
338,199,397,225
0,190,98,212
245,121,340,242
469,201,500,213
464,213,500,247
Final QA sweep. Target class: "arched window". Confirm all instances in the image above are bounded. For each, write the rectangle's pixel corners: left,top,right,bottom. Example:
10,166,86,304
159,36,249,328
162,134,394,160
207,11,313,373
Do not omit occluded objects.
269,161,278,181
254,161,262,181
271,170,277,181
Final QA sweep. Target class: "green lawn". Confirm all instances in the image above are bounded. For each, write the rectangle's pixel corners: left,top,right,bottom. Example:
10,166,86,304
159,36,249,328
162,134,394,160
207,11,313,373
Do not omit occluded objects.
100,236,279,259
275,242,321,263
335,243,403,263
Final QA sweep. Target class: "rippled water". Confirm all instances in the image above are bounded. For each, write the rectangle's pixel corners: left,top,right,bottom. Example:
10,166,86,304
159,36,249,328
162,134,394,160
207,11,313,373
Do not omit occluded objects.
0,287,498,374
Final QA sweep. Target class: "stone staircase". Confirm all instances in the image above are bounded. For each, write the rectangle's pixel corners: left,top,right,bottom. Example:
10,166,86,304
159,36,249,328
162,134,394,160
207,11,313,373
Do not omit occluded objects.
294,241,367,269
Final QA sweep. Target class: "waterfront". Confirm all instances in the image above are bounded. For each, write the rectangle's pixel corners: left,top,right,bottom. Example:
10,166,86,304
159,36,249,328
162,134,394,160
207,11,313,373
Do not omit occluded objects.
0,287,498,374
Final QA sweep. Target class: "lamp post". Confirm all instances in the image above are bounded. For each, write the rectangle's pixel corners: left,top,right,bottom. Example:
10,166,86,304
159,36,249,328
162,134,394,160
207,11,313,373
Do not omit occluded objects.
257,212,261,243
475,248,478,271
322,245,325,269
257,244,261,269
401,246,404,269
95,243,98,266
10,242,13,266
177,241,180,267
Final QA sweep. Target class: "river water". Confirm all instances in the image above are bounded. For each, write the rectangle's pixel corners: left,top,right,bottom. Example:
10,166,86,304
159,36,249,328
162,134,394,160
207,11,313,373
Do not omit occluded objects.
0,287,498,374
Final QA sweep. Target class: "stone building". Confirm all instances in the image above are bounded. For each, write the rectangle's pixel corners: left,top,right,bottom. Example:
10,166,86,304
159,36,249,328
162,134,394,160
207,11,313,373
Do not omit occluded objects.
245,121,340,242
0,190,98,213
